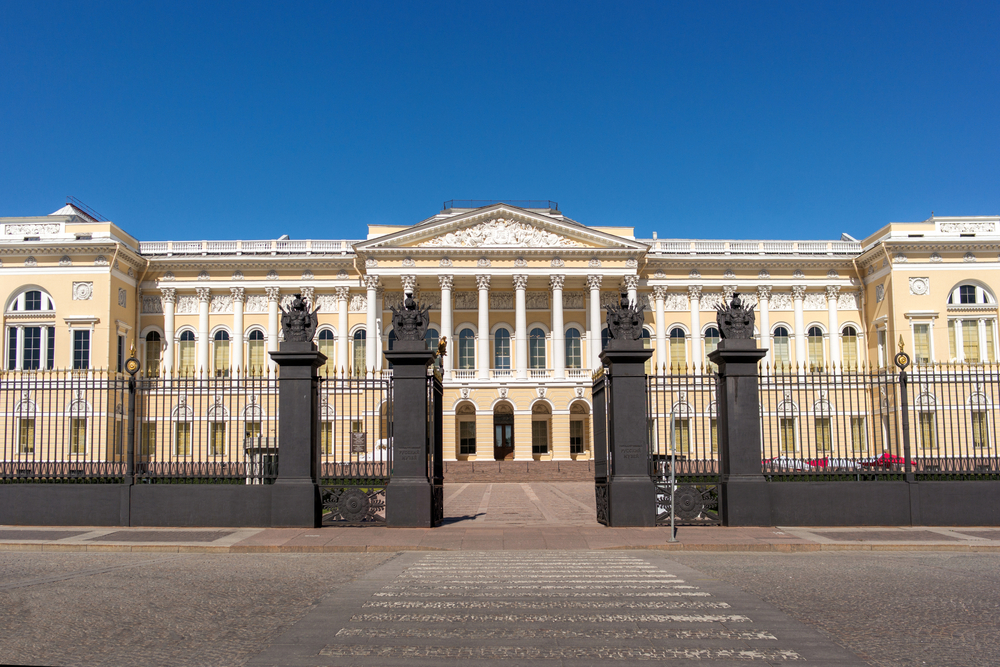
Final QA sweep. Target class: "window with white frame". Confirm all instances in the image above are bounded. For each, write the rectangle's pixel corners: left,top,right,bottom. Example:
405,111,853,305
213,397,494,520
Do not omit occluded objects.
72,329,91,370
773,327,791,369
531,403,550,455
947,283,997,363
144,331,161,377
807,326,825,370
213,330,230,377
565,328,581,369
352,329,366,375
911,322,931,365
6,288,57,371
842,326,860,369
669,327,686,371
704,326,720,370
529,328,546,369
494,328,511,369
457,328,475,370
247,330,266,374
318,329,335,375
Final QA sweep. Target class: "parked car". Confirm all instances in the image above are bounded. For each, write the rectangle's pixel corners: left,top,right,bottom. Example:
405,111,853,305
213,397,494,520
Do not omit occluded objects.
859,453,917,469
763,456,815,471
808,457,862,470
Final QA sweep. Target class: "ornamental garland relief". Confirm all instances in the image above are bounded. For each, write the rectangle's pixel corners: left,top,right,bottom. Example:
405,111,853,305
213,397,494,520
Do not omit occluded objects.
417,218,582,248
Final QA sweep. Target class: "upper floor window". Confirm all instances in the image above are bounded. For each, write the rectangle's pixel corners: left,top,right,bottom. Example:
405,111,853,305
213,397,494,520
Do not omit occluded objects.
425,328,440,370
843,326,860,368
178,330,196,376
8,289,54,312
949,284,995,306
248,329,266,374
669,327,686,371
565,328,581,369
458,328,475,370
352,329,366,375
773,326,791,369
318,329,335,374
807,326,825,369
145,332,161,377
213,330,230,377
529,328,546,369
6,288,56,370
494,329,511,370
704,326,720,370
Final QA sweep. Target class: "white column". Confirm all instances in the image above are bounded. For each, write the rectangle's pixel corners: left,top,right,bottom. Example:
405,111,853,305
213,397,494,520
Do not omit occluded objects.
792,285,806,369
587,275,602,369
266,287,280,373
954,317,964,362
336,286,349,376
623,275,639,307
979,318,988,363
477,275,491,380
375,286,385,370
196,287,211,376
826,286,840,371
162,288,176,379
231,288,244,377
757,286,771,372
653,286,667,371
551,275,565,379
364,276,379,374
689,286,702,373
439,275,453,380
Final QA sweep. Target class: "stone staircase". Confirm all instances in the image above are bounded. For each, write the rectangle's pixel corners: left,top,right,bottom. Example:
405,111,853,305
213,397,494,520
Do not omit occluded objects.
443,460,595,483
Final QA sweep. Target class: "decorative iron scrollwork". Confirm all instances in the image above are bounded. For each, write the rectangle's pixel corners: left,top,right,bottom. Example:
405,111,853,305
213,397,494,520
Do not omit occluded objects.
432,484,444,526
321,485,386,525
655,483,720,526
595,482,609,526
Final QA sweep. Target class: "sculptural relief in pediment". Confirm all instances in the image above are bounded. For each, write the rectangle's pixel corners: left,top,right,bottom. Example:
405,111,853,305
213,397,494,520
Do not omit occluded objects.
416,217,583,248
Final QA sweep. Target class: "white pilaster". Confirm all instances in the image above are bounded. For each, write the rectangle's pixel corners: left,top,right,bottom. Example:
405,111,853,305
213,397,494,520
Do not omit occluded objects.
231,288,244,377
792,285,806,368
587,275,602,369
757,286,771,372
551,275,565,379
265,287,280,373
826,286,840,370
689,285,702,373
653,286,667,371
364,276,379,374
439,275,453,380
196,287,211,376
477,275,491,380
336,286,349,376
162,288,176,379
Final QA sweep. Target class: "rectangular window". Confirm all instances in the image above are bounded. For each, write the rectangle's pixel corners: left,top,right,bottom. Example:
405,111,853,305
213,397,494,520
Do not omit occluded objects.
673,419,691,454
7,328,17,370
842,333,859,369
320,422,332,455
73,330,91,370
780,417,796,454
459,421,476,455
774,336,790,369
178,340,196,376
670,336,686,371
351,420,363,434
248,339,266,375
352,339,366,376
18,418,34,454
570,420,585,455
710,418,718,454
70,417,87,454
972,411,989,449
47,327,55,370
174,422,192,456
987,321,996,363
851,417,866,454
141,423,156,457
494,334,511,370
245,421,262,440
808,335,824,370
963,320,980,362
531,420,549,455
458,336,475,370
117,335,125,373
565,337,581,370
948,320,957,359
913,324,930,364
815,418,832,453
877,329,887,368
23,326,41,370
919,412,936,450
210,422,226,456
214,339,230,377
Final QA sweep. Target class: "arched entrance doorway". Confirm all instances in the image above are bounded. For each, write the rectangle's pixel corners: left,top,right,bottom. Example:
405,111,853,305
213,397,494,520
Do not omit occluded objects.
493,402,514,460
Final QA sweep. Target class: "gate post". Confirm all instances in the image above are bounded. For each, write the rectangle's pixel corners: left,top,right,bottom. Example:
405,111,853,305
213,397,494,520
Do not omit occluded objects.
708,337,769,526
269,296,327,527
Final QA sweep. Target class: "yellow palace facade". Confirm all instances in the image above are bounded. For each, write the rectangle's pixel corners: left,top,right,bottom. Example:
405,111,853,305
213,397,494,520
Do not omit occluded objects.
2,201,999,463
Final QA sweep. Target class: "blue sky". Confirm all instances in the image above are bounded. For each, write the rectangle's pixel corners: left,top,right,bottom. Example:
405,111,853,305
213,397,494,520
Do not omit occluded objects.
1,1,997,242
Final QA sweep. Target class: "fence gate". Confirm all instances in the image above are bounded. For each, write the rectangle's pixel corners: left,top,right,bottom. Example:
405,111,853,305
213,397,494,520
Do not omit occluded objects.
648,371,721,526
317,374,392,525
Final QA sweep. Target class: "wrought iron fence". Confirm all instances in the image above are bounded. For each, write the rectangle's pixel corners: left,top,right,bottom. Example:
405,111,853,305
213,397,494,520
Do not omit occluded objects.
0,370,128,482
647,371,720,525
317,372,392,524
135,374,280,483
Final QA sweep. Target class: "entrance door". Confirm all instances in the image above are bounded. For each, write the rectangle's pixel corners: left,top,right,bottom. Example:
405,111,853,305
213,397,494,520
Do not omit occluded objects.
494,411,514,460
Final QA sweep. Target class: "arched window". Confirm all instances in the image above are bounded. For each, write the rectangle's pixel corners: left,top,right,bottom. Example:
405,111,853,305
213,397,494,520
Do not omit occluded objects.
318,329,335,375
842,326,859,369
494,329,511,370
144,332,161,377
458,328,475,370
704,326,720,369
807,326,824,369
669,328,686,371
948,283,995,305
352,329,366,376
6,288,56,370
213,330,230,377
947,284,997,362
529,328,546,369
178,331,196,376
247,329,266,375
773,327,790,369
565,328,581,369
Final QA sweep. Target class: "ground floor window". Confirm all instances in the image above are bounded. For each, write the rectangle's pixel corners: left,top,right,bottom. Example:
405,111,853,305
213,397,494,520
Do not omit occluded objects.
18,418,34,453
972,411,989,449
174,421,192,456
70,417,88,454
710,418,718,454
210,422,226,456
815,417,832,453
779,417,796,454
851,417,866,454
673,419,690,454
531,420,549,455
320,422,332,455
919,411,936,450
141,423,156,457
460,421,476,455
570,420,584,455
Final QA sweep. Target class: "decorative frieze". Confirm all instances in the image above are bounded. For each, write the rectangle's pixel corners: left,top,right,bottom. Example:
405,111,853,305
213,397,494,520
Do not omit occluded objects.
349,294,367,312
315,294,338,312
490,292,513,310
663,293,688,311
526,292,549,309
5,223,60,236
837,292,861,310
176,295,198,314
770,293,792,311
563,291,585,309
245,295,268,313
210,295,233,313
803,293,826,310
454,291,478,310
142,295,162,313
416,217,582,248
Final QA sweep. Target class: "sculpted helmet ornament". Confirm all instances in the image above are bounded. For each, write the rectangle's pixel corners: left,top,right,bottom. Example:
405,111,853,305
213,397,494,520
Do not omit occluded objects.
605,289,646,341
716,293,756,340
390,291,431,342
279,293,319,343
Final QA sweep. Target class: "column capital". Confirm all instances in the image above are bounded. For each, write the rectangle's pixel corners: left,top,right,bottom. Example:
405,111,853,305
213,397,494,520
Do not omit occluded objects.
196,287,211,302
688,285,702,299
622,275,640,290
549,275,565,291
363,275,380,291
476,274,491,291
757,285,772,302
723,285,737,302
265,286,281,301
300,286,315,304
161,287,177,304
438,275,454,291
587,274,602,290
513,274,528,290
826,285,841,300
230,287,245,302
792,285,807,300
401,275,417,292
652,286,668,300
335,286,350,300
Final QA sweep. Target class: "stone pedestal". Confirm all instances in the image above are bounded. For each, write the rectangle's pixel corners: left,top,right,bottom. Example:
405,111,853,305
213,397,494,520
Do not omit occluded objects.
599,340,656,527
269,342,326,527
384,341,437,527
708,339,770,526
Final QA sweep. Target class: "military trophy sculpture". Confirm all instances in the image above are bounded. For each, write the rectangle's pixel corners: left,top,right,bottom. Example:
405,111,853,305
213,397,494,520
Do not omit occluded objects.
604,289,645,348
279,293,319,344
715,293,755,340
389,291,431,346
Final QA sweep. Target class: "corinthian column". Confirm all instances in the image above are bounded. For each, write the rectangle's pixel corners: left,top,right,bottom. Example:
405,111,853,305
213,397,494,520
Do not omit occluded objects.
689,285,702,373
439,275,454,379
827,285,840,371
196,287,211,376
792,285,806,368
653,286,667,371
364,276,380,374
587,275,602,369
757,285,771,372
623,275,639,307
477,275,491,380
231,287,245,377
336,286,349,376
162,288,176,379
265,287,280,373
514,274,528,379
551,275,565,379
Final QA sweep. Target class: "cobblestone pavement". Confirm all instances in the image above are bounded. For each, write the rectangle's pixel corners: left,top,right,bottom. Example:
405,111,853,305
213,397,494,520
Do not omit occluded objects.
0,552,394,667
669,552,1000,667
248,551,865,666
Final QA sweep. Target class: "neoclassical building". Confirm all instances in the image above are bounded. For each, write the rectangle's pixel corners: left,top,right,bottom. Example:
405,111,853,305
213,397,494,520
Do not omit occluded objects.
2,201,998,461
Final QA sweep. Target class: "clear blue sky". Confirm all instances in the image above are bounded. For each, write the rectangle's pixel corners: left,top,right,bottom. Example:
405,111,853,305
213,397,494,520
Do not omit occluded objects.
2,1,997,242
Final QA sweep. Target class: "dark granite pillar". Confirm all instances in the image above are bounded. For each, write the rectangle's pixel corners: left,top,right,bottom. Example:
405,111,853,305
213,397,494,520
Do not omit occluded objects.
600,340,656,527
383,341,436,527
269,341,325,527
708,339,771,526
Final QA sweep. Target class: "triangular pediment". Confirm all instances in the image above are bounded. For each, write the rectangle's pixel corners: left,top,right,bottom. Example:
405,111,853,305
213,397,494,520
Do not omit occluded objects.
355,204,646,252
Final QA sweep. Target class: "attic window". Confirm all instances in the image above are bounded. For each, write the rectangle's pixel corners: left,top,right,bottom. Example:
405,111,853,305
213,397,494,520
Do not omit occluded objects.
23,236,40,242
75,233,92,240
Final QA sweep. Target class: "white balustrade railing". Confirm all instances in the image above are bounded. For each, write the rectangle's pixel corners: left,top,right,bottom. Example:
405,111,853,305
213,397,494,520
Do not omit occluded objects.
136,239,362,257
491,369,513,379
566,368,590,379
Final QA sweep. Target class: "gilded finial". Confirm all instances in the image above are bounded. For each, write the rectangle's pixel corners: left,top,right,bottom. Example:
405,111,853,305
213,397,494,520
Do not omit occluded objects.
898,335,905,353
